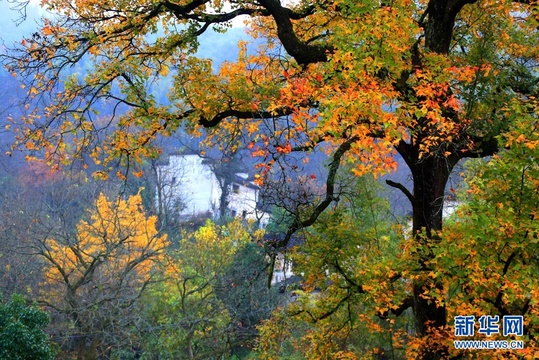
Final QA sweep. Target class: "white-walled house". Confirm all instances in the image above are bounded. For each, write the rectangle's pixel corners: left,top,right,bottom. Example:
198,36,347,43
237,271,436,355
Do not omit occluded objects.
156,154,269,227
156,154,219,217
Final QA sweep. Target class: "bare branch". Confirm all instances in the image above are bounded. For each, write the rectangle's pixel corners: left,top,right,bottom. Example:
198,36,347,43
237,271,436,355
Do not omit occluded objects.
270,136,359,250
386,179,414,204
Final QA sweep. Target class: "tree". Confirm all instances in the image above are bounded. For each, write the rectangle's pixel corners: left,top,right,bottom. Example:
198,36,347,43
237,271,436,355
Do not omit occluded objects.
0,162,101,298
431,103,539,359
0,293,55,360
177,123,253,221
214,241,280,356
141,218,270,359
4,0,539,358
151,155,188,232
38,192,168,359
200,137,248,221
257,174,412,359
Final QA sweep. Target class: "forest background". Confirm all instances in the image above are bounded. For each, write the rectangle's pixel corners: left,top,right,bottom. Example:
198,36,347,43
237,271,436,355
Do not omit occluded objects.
0,0,538,359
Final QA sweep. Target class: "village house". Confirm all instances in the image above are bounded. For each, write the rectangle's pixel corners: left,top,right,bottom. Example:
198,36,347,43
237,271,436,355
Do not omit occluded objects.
156,153,270,227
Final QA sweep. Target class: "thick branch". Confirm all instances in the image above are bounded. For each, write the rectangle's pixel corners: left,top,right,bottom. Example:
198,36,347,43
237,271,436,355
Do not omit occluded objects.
378,296,414,319
274,136,359,249
198,107,294,127
335,259,411,319
333,260,365,293
162,0,211,17
447,0,479,18
265,136,359,287
424,0,478,54
162,0,328,65
258,0,331,65
459,135,499,159
386,179,414,204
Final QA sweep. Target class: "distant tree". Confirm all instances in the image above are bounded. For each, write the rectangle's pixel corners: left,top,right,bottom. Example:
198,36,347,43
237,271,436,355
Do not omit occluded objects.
141,219,268,359
38,192,168,359
215,241,279,357
0,293,55,360
0,164,98,298
200,127,248,220
152,156,188,233
177,124,249,221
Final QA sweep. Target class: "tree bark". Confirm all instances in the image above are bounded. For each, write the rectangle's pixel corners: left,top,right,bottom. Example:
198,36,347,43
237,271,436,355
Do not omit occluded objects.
410,156,454,355
397,137,462,358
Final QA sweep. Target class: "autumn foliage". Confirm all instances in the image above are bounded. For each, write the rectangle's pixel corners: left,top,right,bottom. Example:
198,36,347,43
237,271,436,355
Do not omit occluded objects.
432,103,539,359
142,219,271,359
39,192,168,358
3,0,539,358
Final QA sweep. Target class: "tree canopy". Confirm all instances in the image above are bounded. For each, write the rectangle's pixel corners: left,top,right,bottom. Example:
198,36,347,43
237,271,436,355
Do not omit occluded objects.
39,192,168,358
0,294,55,360
3,0,539,358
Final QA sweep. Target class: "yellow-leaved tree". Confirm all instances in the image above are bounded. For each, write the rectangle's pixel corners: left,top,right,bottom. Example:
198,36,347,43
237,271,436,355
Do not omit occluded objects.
38,192,168,359
142,219,276,359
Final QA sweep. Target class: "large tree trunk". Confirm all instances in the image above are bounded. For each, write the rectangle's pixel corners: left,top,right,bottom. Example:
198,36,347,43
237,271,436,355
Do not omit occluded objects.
403,1,471,356
396,137,462,358
411,156,452,237
407,153,460,358
412,159,448,328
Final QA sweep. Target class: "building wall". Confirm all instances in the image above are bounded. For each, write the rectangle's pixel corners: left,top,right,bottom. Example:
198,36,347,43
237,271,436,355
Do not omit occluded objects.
157,154,269,226
228,183,269,226
157,154,220,217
